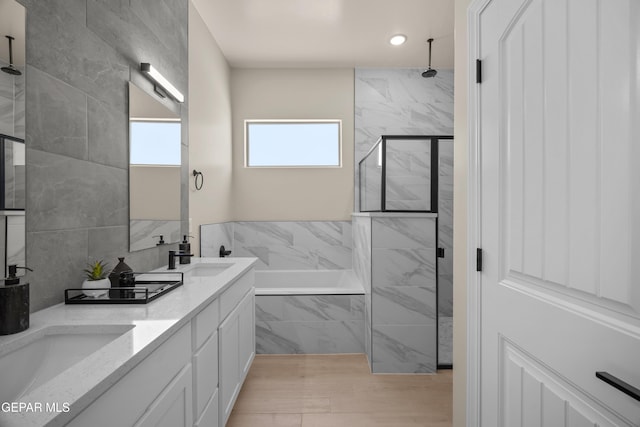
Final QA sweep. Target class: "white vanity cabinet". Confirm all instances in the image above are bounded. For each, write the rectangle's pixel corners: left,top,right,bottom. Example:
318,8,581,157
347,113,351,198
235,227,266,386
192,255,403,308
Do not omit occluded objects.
65,265,255,427
218,271,256,426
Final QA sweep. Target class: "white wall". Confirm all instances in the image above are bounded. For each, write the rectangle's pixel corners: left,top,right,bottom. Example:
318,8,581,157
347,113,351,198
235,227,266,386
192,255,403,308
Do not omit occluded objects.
453,0,472,426
188,1,234,255
230,68,355,221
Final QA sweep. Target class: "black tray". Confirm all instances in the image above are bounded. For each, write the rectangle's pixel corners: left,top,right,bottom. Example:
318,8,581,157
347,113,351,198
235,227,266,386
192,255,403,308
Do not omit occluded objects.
65,272,184,304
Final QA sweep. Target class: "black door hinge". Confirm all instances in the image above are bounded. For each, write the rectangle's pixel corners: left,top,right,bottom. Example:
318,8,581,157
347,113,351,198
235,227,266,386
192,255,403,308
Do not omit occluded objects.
476,248,483,272
437,248,445,258
476,59,482,84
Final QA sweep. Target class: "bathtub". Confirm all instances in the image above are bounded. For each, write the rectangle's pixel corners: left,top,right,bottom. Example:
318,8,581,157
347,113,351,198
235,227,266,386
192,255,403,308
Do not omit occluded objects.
254,269,365,354
254,269,364,295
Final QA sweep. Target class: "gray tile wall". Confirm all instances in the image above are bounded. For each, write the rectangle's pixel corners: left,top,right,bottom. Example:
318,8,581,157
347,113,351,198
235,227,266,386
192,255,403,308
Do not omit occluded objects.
255,294,365,354
19,0,189,311
201,221,352,270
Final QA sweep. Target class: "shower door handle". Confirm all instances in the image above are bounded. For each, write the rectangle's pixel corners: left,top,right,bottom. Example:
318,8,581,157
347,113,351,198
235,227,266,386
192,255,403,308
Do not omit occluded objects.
595,371,640,402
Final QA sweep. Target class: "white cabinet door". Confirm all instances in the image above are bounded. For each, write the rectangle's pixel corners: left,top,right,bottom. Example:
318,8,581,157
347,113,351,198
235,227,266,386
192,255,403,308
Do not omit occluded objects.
218,305,240,426
238,290,255,381
218,288,256,426
135,364,193,427
474,0,640,425
196,388,218,427
194,330,218,419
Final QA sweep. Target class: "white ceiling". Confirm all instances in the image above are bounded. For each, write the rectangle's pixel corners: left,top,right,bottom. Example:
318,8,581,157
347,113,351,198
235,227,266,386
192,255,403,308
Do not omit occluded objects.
191,0,454,69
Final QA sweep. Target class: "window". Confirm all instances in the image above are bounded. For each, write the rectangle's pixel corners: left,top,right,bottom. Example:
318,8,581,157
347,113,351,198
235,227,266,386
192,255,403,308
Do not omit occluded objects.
245,120,342,167
130,120,181,165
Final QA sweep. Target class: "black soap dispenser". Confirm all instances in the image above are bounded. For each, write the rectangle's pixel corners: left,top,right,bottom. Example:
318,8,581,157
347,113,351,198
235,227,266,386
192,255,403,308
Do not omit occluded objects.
0,265,31,335
179,235,193,264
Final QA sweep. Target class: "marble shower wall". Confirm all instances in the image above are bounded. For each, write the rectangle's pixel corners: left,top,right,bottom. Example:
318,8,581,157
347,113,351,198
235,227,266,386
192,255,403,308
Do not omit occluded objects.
371,215,437,373
354,68,454,210
438,140,454,365
200,221,352,270
385,138,432,211
255,294,365,354
0,61,25,139
21,0,189,311
355,68,454,368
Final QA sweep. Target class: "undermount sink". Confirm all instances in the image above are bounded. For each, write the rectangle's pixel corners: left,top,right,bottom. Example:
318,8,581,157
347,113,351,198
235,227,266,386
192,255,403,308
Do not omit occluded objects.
186,263,233,278
0,324,133,402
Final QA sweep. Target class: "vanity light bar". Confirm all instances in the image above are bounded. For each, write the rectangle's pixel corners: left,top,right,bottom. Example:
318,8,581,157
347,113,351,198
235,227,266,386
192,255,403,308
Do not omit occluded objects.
140,63,184,103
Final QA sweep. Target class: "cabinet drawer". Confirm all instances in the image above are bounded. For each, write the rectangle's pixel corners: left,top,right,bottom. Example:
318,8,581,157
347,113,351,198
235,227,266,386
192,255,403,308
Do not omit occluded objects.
194,330,218,419
220,269,254,321
194,298,219,350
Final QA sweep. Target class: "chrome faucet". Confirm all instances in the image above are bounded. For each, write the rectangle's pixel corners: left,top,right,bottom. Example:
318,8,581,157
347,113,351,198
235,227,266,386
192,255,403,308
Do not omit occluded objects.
168,250,193,270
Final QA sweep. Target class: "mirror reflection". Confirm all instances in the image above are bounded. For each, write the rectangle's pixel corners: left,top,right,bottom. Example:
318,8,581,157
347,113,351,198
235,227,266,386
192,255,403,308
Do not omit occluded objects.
128,82,181,252
0,0,25,276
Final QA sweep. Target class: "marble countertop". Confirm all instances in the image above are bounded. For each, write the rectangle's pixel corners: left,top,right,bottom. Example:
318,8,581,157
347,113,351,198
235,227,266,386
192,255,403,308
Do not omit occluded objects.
0,257,257,427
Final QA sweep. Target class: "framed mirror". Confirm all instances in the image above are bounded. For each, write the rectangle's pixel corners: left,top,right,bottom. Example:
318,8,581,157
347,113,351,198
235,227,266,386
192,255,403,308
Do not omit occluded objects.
128,82,181,252
0,0,25,276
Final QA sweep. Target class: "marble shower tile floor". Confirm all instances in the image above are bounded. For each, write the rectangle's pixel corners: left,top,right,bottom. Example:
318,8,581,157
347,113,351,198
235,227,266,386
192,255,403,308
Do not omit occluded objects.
228,354,452,427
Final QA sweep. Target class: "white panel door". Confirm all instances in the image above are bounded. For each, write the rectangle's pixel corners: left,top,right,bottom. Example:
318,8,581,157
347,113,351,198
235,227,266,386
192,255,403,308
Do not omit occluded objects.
477,0,640,425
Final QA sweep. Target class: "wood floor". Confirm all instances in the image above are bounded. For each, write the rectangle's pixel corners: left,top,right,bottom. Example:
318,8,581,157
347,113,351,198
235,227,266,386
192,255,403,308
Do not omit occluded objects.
227,354,453,427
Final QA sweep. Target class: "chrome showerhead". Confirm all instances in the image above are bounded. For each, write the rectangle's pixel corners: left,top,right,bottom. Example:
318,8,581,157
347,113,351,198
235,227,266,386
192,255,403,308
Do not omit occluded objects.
422,38,437,78
1,36,21,76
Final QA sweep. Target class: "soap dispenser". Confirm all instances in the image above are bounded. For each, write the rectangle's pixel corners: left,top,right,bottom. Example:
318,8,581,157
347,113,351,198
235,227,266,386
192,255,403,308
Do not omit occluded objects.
179,235,193,264
0,265,31,335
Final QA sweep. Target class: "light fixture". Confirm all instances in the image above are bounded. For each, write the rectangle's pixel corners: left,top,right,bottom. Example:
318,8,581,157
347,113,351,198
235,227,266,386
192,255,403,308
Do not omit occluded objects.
140,63,184,103
389,34,407,46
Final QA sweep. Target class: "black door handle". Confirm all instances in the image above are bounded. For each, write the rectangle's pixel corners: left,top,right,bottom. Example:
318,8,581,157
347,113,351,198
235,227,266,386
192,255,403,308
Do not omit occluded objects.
595,371,640,402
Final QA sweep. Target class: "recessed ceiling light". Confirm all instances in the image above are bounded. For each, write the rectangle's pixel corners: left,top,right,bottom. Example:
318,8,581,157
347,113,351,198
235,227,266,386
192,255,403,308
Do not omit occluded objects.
389,34,407,46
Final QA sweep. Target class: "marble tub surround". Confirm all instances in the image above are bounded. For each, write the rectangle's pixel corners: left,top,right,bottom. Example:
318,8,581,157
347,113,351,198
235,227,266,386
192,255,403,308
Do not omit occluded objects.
0,257,256,427
200,221,234,257
129,219,181,252
201,220,352,270
256,294,365,354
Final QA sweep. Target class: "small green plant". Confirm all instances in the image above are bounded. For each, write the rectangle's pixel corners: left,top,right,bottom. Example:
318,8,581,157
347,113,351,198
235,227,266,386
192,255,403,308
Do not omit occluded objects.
84,260,109,281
